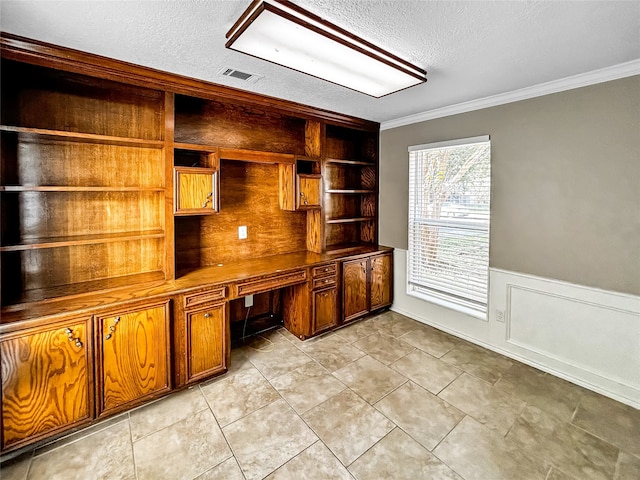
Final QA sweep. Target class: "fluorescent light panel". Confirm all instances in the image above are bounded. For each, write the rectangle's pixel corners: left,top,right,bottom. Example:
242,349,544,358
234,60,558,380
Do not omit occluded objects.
226,0,427,97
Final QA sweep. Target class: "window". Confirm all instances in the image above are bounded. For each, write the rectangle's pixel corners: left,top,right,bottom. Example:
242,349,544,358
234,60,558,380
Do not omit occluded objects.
407,136,491,317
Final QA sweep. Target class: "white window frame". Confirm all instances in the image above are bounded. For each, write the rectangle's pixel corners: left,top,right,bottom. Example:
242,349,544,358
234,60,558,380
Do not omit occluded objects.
407,135,491,320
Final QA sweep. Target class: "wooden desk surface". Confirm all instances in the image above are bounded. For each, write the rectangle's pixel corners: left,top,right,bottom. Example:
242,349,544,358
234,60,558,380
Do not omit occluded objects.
0,246,392,329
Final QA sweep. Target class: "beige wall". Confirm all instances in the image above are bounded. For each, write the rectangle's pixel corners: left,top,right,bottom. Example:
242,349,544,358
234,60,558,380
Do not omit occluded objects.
380,76,640,295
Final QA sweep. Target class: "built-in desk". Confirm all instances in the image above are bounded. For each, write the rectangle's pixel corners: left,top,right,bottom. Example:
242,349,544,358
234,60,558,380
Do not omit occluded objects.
0,246,392,454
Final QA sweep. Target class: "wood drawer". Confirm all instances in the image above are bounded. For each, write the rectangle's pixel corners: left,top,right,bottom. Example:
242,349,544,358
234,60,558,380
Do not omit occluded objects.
235,269,307,297
183,286,227,309
312,263,337,278
313,276,337,290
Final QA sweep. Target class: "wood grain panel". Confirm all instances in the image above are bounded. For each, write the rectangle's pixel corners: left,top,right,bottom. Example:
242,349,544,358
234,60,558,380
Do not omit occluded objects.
282,282,310,340
304,120,322,159
361,165,377,190
342,259,368,322
278,163,295,211
6,190,164,239
98,302,170,416
370,253,392,310
1,318,92,450
1,61,164,140
174,95,306,154
187,303,226,382
312,287,338,335
1,135,163,187
20,238,164,291
175,161,307,271
306,209,323,253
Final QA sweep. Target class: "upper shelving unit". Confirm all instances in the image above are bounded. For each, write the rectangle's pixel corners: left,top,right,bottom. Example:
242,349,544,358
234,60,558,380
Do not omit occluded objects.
323,124,379,253
1,59,170,308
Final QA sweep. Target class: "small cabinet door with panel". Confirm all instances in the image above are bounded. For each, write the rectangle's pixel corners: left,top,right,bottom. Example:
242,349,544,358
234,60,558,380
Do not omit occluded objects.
96,301,171,417
370,252,392,310
342,258,369,322
297,174,321,209
1,317,93,452
342,251,393,323
174,166,219,214
184,302,228,385
312,287,338,335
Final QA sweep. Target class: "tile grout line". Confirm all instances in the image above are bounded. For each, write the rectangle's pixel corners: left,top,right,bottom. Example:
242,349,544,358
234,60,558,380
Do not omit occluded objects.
197,383,244,480
127,412,139,480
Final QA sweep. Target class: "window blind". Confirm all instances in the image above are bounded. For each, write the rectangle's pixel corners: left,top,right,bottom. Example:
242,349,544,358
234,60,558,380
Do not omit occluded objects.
408,136,491,313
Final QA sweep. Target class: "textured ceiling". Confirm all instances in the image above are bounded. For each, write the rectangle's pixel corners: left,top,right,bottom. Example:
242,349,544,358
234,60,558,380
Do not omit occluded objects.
1,0,639,123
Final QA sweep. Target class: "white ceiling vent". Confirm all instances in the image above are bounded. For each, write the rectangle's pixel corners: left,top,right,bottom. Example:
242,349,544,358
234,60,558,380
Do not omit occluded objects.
218,67,263,84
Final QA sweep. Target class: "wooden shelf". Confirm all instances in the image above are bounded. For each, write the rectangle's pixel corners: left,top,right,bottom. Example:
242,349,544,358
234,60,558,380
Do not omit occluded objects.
325,189,375,194
174,142,217,152
0,230,165,252
0,125,164,148
326,216,375,224
3,271,167,311
0,186,164,192
325,242,374,254
325,158,375,166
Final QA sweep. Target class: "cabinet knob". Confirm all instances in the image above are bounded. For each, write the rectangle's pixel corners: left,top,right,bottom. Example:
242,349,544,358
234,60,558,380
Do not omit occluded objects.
203,313,212,318
300,191,308,205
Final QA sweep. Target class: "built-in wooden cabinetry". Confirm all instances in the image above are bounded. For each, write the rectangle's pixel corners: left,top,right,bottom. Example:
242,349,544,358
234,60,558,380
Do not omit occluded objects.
0,317,93,452
343,251,393,323
0,33,391,454
95,301,171,417
174,287,229,387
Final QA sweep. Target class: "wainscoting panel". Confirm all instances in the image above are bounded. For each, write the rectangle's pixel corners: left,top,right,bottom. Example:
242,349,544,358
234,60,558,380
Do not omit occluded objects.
391,249,640,408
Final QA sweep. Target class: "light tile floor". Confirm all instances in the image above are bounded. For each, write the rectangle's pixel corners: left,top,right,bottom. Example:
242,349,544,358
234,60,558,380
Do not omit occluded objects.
2,311,639,480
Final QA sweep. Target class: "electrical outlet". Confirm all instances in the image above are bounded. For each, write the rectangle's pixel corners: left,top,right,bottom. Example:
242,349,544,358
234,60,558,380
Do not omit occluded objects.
244,295,254,308
238,225,247,239
496,310,505,323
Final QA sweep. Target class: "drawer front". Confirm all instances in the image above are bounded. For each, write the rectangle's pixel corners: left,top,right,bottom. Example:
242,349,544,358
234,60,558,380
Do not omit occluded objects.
312,263,337,278
312,276,337,290
183,286,227,309
235,269,307,297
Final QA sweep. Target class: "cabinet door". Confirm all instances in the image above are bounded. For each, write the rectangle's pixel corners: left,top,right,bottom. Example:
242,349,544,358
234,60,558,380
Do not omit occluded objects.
98,302,171,416
370,253,392,310
297,174,321,209
342,259,369,322
186,303,227,384
174,167,218,214
312,287,338,335
1,318,93,451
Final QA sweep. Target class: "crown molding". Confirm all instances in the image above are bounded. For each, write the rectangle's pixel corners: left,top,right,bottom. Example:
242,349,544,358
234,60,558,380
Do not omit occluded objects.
381,59,640,131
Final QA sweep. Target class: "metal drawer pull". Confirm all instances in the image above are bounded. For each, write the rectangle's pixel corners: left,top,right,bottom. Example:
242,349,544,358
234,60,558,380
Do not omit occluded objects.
204,313,212,318
105,316,120,340
300,191,308,205
202,192,213,208
65,327,83,348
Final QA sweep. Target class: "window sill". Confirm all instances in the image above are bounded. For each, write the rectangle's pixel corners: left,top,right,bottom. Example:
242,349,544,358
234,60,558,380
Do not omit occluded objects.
406,288,488,321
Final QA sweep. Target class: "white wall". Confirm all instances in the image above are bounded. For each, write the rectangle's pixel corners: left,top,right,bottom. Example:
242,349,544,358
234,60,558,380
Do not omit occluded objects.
391,249,640,408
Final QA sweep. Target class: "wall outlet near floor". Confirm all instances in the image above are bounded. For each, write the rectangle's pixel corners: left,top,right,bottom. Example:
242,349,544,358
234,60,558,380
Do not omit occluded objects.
238,225,247,239
496,310,505,322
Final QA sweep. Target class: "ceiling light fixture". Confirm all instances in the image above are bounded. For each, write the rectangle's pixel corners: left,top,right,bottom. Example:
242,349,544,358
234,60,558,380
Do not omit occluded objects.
225,0,427,97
